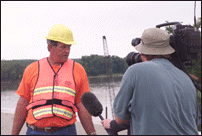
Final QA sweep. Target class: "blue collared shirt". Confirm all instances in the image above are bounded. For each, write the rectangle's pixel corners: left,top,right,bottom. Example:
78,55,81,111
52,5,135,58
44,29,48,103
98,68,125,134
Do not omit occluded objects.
114,58,201,135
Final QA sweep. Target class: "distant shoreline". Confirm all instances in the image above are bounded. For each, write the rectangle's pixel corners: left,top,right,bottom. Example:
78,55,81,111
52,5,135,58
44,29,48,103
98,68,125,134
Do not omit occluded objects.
1,75,123,82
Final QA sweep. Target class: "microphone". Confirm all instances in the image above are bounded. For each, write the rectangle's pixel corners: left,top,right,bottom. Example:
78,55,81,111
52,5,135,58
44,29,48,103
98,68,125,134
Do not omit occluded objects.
81,92,117,135
81,92,103,116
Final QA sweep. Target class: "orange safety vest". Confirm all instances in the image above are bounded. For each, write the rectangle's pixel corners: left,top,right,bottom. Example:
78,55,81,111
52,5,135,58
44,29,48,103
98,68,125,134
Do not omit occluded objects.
26,57,77,120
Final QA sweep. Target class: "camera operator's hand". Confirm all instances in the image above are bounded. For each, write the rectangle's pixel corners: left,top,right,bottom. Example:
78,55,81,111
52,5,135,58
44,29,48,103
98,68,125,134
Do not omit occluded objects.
101,119,112,129
189,74,199,82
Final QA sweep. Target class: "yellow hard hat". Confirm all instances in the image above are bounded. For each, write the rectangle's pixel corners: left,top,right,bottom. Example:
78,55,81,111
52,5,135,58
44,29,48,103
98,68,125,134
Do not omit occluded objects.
45,24,76,45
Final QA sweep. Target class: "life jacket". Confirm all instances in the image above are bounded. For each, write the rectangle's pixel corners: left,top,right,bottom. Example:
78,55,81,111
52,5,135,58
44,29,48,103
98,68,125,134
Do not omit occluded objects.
26,57,77,120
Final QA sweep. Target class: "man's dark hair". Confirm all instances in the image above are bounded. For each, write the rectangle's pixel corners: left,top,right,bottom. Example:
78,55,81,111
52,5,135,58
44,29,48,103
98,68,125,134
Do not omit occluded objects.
143,54,172,61
47,39,58,47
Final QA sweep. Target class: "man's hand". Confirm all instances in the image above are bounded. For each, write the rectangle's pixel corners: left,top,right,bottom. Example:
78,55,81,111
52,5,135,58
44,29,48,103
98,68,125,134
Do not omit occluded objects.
189,74,200,82
101,119,112,129
76,102,96,135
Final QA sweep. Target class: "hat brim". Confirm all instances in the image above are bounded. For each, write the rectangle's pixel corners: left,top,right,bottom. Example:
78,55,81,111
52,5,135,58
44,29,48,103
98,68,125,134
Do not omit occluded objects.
45,36,76,45
135,42,175,55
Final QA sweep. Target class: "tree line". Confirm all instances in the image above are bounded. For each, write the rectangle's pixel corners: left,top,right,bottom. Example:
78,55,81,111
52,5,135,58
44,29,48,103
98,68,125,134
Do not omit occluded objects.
1,55,128,81
1,53,200,86
1,59,38,81
77,55,128,76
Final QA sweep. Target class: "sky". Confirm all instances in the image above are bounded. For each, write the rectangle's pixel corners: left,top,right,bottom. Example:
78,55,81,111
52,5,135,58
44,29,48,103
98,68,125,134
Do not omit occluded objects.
1,1,201,60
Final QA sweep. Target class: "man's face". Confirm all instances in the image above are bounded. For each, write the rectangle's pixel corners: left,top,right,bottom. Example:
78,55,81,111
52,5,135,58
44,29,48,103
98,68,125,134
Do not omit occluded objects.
50,42,72,63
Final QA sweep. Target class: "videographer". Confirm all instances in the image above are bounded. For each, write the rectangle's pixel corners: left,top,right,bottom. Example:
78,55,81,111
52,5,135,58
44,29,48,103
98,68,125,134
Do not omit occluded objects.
113,28,201,135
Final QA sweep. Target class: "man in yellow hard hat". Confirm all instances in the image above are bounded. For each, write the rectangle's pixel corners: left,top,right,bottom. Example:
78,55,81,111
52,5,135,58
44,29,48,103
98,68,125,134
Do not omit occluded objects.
11,24,97,135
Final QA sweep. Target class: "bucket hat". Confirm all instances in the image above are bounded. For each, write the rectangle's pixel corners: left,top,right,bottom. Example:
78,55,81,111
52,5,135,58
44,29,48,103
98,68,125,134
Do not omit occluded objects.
135,28,175,55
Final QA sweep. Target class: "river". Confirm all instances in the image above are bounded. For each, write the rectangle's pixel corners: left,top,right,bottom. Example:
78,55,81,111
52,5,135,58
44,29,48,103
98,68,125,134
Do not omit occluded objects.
1,76,123,124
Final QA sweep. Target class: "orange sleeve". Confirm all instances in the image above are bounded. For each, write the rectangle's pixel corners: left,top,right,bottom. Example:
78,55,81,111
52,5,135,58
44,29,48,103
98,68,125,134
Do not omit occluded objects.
74,62,90,104
15,61,38,101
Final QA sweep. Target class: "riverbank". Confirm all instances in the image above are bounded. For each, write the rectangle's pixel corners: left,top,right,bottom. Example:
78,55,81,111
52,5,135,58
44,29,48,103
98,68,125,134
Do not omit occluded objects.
88,74,123,86
1,112,127,135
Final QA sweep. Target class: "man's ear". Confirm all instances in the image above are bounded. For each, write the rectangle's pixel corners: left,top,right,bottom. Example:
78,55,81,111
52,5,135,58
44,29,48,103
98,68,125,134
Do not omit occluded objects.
141,54,147,62
47,43,51,52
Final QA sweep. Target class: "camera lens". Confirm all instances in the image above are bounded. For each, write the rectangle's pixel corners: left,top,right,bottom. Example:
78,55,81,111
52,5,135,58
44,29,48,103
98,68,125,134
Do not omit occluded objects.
131,38,141,47
126,52,142,66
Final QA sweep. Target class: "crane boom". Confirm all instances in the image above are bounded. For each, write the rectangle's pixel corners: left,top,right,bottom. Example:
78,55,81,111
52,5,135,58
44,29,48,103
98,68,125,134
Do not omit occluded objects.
102,36,116,119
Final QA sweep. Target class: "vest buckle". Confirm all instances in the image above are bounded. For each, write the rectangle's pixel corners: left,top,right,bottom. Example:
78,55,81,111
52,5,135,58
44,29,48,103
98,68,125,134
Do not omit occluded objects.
45,127,52,133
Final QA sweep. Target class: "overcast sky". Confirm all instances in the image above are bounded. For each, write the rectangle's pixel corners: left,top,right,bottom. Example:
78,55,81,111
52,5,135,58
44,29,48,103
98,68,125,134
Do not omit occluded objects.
1,1,201,60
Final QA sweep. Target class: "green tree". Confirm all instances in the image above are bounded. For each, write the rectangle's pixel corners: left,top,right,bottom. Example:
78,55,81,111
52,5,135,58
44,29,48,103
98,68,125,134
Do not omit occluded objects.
195,17,201,31
111,55,128,74
1,61,11,81
1,59,37,81
164,21,183,34
77,54,128,77
80,55,106,76
10,63,23,80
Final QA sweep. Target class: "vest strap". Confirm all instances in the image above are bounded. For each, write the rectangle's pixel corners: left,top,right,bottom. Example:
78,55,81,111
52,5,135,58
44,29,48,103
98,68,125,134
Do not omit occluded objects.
26,99,77,112
26,100,46,110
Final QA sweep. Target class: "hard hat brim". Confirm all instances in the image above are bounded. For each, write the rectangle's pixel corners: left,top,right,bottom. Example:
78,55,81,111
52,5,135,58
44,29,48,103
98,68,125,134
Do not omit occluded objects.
45,36,76,45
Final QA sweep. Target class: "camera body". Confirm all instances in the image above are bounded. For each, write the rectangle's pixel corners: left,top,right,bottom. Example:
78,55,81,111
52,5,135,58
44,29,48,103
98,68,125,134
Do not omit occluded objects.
126,22,201,68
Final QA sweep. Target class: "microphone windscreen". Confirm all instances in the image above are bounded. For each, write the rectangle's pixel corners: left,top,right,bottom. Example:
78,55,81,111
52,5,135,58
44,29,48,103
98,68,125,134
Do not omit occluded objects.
81,92,103,116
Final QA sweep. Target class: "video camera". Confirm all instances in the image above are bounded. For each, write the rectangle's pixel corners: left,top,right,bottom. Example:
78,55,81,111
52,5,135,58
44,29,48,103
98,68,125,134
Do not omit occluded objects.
126,22,201,67
126,22,201,91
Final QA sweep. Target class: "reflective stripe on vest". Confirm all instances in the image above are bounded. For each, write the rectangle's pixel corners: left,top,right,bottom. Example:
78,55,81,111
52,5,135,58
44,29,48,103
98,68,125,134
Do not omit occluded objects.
26,57,76,120
33,105,73,120
34,86,76,96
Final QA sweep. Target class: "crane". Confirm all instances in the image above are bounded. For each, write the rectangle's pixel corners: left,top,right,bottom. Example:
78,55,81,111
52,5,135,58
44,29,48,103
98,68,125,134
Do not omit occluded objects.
102,36,116,119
